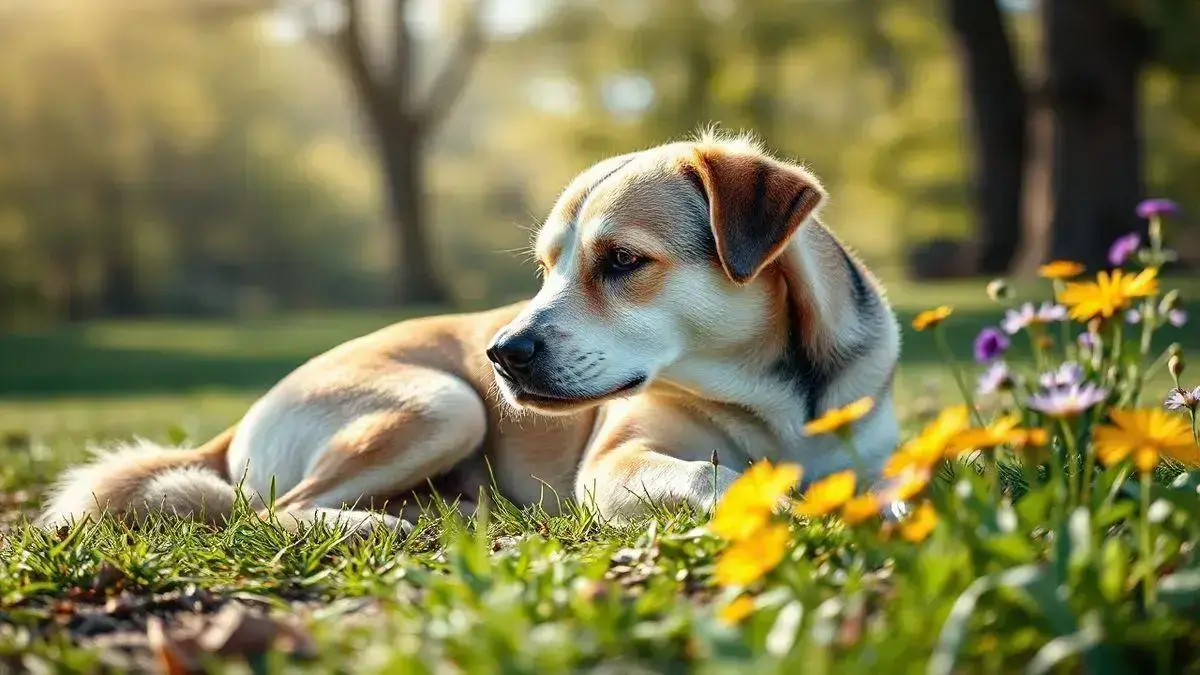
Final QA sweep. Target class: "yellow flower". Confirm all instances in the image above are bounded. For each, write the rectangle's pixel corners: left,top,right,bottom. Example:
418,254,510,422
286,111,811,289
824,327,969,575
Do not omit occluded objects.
890,468,933,501
884,406,970,477
1038,260,1085,279
795,470,856,517
710,461,801,541
714,523,790,586
899,501,939,543
1058,268,1159,321
841,493,881,525
946,415,1045,457
1093,408,1199,474
1122,268,1159,298
1010,428,1049,450
804,397,875,436
912,306,953,331
719,595,756,624
945,415,1019,456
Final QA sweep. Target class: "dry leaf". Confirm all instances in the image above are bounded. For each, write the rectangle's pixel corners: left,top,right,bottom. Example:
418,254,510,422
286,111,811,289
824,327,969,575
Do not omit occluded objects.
144,602,317,674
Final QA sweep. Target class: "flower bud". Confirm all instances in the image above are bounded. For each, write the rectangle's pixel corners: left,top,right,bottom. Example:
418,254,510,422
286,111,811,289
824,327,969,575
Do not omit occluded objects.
986,279,1013,302
1169,354,1185,381
1169,343,1183,359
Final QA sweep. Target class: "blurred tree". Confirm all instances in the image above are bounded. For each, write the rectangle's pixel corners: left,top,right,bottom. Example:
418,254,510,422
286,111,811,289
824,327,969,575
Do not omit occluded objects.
0,6,388,325
943,0,1200,272
1042,0,1147,269
288,0,486,305
944,0,1026,275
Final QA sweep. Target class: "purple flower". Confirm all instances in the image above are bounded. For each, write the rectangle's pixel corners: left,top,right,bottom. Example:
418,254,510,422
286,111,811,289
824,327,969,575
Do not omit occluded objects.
973,327,1010,363
1165,386,1200,412
1039,362,1085,390
1077,332,1097,350
1126,308,1142,325
1136,199,1180,219
977,361,1016,396
1002,302,1068,335
1028,382,1109,418
1108,232,1141,267
1168,309,1188,328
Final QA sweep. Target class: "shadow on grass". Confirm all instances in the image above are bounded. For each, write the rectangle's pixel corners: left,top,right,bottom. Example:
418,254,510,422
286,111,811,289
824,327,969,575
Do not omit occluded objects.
2,304,1197,399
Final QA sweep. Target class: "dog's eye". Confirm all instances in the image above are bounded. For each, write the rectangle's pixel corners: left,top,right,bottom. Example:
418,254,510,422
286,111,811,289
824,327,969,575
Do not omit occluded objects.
605,248,645,274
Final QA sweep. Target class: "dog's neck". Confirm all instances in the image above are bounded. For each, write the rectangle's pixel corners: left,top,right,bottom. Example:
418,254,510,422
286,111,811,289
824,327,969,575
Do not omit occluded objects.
650,221,897,453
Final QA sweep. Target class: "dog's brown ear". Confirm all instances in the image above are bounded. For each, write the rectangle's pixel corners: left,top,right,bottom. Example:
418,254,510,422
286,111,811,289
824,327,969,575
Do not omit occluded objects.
689,147,825,284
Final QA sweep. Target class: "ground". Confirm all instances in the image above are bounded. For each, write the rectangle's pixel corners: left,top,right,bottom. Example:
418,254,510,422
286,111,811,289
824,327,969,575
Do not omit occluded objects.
2,277,1197,673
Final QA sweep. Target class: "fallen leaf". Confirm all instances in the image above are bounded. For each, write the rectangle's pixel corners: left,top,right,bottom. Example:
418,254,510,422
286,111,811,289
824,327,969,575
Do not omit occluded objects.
144,602,317,673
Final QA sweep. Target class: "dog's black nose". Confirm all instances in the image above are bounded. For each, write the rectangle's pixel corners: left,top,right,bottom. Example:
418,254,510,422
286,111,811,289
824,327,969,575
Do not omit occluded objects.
487,334,541,374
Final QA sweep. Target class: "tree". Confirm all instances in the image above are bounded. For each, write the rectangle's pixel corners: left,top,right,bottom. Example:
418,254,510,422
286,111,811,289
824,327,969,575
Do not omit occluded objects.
944,0,1027,275
1042,0,1148,270
293,0,486,305
942,0,1200,273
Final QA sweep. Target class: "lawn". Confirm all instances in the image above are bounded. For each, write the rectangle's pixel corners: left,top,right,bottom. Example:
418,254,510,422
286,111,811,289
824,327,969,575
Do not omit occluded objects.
1,274,1199,673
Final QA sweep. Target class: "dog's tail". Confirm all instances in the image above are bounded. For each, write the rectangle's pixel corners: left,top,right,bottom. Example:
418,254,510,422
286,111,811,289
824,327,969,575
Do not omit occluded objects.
38,426,242,528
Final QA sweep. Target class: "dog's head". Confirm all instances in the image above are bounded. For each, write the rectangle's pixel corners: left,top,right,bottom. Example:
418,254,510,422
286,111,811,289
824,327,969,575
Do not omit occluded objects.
488,133,827,414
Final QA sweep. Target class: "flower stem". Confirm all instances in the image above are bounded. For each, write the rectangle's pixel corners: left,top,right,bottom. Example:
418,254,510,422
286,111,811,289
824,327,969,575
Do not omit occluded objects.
1058,418,1080,508
1028,326,1047,373
988,454,1003,504
1142,348,1172,384
1141,470,1157,610
1190,409,1199,447
935,326,982,425
1110,320,1124,376
1080,434,1097,507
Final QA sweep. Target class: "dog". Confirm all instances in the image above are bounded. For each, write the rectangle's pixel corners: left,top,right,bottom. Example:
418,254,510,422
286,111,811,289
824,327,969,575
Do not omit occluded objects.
39,131,901,533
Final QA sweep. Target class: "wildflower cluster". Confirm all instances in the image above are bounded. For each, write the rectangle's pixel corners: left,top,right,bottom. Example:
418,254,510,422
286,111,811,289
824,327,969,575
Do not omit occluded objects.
705,198,1200,655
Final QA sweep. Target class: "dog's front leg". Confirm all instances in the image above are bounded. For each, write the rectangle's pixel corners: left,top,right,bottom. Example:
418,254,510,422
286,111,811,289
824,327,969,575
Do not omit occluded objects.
575,442,742,522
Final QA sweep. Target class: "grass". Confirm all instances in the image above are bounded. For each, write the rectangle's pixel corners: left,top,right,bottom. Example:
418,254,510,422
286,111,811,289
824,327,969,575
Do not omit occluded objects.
2,274,1199,673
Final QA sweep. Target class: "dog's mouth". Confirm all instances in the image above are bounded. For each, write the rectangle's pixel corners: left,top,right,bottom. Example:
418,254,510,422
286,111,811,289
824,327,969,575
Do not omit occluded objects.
494,369,647,409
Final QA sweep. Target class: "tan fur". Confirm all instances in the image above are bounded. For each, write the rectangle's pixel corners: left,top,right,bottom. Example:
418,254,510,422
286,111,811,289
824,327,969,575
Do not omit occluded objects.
39,132,900,529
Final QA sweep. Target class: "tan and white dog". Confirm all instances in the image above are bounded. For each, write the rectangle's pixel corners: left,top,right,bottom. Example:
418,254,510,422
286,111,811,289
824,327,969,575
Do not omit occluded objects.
40,132,901,532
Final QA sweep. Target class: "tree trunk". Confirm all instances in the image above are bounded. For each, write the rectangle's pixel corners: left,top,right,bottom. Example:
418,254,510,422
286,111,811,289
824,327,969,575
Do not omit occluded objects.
1043,0,1146,270
381,131,450,306
946,0,1027,275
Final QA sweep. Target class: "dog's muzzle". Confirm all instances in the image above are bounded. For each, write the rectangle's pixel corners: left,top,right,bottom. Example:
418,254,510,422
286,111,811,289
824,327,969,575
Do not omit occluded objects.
486,330,542,385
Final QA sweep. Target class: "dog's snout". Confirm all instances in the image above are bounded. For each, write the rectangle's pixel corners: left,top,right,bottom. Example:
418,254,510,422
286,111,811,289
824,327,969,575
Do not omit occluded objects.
487,333,542,375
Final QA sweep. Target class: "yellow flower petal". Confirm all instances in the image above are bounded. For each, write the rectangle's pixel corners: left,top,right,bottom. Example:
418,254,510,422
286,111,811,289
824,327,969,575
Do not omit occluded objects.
899,501,938,543
886,406,970,475
711,461,802,541
714,523,790,586
1094,408,1197,473
1123,267,1159,298
804,397,876,436
795,470,856,517
912,306,953,331
719,595,756,624
841,494,881,525
1038,260,1085,279
1058,268,1160,322
945,415,1042,457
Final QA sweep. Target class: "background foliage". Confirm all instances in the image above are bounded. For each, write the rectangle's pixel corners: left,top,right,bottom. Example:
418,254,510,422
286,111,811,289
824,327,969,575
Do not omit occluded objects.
0,0,1198,326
